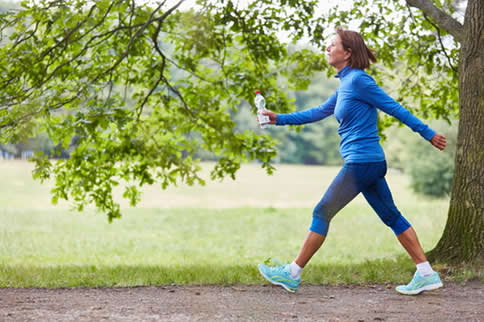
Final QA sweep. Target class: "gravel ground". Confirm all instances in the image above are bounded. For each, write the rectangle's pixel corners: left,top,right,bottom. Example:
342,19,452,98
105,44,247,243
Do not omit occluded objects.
1,281,483,321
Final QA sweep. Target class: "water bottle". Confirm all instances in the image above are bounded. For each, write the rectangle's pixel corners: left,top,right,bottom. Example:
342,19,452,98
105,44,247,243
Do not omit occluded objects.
254,90,270,129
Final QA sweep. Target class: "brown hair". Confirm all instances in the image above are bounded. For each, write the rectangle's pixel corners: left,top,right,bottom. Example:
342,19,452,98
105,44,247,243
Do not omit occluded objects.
336,27,376,70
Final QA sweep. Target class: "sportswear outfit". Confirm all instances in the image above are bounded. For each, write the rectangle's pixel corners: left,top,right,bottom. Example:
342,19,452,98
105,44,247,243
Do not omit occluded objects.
276,65,435,236
258,66,443,295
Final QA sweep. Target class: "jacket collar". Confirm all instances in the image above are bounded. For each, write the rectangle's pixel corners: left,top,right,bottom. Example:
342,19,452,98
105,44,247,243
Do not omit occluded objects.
335,65,351,78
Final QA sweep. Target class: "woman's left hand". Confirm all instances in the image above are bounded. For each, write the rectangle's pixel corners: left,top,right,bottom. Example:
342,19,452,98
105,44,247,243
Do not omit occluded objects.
430,133,447,151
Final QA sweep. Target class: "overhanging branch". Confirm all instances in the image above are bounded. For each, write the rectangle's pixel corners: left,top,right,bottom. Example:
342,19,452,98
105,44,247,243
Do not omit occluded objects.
422,14,458,73
406,0,465,43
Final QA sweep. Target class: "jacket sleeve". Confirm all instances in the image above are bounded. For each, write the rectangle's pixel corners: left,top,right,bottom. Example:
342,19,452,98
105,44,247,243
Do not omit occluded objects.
353,73,436,141
276,92,337,126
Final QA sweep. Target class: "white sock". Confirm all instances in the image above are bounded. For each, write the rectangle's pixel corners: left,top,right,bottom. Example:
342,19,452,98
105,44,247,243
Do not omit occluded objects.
289,261,303,279
416,261,434,276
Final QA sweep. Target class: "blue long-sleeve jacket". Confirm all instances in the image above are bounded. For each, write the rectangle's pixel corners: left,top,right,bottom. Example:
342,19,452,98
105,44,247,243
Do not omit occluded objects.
276,66,436,163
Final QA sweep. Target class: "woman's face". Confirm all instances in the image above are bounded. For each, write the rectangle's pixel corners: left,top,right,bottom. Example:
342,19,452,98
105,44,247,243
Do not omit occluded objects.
326,35,351,70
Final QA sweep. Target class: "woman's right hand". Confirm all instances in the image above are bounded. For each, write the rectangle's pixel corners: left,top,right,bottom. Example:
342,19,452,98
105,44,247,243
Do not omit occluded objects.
430,133,447,151
260,110,277,125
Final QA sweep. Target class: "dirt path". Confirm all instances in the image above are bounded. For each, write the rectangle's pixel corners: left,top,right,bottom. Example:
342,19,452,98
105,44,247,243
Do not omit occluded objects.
1,281,483,321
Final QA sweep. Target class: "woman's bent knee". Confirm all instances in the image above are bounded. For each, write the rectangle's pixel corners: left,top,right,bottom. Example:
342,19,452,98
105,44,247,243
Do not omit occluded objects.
390,215,411,235
310,216,329,236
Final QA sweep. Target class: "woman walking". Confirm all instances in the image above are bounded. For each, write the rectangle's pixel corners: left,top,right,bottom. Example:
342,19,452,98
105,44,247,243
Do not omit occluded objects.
258,27,447,295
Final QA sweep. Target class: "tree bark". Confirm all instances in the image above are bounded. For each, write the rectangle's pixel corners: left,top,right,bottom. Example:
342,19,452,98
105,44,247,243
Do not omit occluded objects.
428,0,484,263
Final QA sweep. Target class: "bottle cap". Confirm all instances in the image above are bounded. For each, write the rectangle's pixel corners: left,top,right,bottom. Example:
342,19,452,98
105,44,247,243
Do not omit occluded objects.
255,90,261,94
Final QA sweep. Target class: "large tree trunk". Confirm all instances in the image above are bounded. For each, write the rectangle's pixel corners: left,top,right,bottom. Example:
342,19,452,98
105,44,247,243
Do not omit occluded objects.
428,0,484,263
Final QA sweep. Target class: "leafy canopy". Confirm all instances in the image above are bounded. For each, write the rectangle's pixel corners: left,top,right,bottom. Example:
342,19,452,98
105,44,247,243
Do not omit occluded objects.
0,0,459,220
0,0,326,220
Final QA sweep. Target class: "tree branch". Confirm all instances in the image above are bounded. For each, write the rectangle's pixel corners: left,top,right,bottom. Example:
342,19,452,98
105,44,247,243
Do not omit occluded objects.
406,0,465,43
38,3,99,59
88,1,171,87
137,20,166,121
422,14,458,73
10,20,40,49
0,94,79,130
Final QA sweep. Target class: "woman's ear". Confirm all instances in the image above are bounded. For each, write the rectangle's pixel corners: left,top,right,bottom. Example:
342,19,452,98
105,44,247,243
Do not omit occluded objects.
344,48,352,61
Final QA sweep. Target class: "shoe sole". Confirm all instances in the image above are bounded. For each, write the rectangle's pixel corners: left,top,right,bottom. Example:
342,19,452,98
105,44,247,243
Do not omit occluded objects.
396,282,443,295
258,265,297,293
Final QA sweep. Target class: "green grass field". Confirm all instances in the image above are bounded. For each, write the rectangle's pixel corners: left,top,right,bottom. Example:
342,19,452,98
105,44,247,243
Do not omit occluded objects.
0,161,456,287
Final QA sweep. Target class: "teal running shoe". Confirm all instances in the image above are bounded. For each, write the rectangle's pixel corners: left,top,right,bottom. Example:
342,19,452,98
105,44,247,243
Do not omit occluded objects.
396,271,443,295
258,261,300,293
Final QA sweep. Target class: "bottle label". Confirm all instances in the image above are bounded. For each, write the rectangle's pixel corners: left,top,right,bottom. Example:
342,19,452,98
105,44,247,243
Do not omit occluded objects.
258,112,269,124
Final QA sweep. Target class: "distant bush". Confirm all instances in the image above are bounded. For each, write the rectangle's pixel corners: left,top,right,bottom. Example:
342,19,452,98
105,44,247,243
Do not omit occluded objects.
407,150,454,197
404,120,457,198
